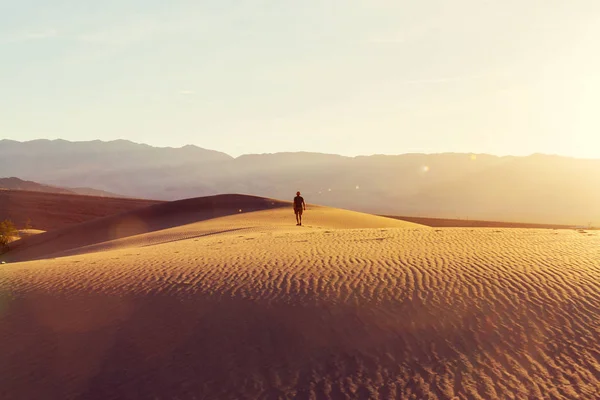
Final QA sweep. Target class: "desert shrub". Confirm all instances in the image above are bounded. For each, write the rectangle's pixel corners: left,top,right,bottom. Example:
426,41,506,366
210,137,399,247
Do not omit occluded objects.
0,219,18,247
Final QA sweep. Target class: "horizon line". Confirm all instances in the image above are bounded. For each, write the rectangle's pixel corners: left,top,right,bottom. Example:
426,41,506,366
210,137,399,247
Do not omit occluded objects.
1,137,598,161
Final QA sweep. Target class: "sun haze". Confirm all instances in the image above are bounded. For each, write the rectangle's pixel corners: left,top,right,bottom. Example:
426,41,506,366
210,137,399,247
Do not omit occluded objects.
2,1,600,157
2,3,600,400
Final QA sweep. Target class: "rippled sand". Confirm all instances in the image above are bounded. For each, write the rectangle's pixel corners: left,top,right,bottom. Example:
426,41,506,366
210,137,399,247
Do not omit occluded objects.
1,196,599,399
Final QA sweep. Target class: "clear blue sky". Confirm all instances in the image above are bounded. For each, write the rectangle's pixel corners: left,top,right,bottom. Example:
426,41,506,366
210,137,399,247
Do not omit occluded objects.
1,1,599,157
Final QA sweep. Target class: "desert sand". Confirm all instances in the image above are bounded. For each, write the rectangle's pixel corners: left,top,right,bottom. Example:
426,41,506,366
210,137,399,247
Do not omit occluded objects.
0,189,161,231
4,229,45,245
383,215,583,230
1,195,599,399
16,228,46,237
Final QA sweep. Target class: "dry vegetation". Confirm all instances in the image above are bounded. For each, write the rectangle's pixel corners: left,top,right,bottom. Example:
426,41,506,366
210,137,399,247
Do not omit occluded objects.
0,219,17,248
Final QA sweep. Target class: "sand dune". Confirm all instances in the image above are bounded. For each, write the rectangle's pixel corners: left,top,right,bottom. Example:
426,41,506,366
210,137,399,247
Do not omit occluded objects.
1,196,599,399
0,189,160,231
4,195,422,263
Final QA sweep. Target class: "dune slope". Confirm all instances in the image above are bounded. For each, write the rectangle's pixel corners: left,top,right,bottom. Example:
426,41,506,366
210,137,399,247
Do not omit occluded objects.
0,199,598,399
0,189,160,231
3,194,296,263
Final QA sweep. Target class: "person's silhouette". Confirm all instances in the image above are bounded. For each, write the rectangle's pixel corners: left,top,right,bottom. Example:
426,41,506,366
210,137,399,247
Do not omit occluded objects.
293,191,306,226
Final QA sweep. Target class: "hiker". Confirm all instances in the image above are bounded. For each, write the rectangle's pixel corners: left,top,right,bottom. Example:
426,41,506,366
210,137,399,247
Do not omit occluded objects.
294,191,306,226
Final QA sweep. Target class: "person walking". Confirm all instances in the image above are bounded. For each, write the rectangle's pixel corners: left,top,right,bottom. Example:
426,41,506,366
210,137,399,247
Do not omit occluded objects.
293,191,306,226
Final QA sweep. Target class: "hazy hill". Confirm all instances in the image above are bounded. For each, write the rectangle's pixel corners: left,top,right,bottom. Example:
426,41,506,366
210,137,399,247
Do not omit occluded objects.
0,177,123,198
0,139,232,196
1,139,599,225
0,177,74,194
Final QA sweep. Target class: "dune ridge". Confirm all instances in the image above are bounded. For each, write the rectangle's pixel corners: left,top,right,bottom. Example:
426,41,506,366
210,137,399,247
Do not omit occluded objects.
0,196,599,399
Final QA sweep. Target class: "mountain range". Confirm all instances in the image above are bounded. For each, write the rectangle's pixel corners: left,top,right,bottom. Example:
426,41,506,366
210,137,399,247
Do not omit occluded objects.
2,139,599,226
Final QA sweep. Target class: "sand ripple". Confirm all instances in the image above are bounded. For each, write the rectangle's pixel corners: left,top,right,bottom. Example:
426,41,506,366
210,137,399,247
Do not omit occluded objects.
1,208,599,399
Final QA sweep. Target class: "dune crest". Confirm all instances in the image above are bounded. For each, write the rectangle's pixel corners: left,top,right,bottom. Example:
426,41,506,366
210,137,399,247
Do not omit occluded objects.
4,195,423,263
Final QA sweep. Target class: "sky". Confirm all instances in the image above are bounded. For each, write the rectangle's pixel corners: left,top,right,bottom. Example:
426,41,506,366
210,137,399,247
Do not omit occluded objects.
1,0,600,158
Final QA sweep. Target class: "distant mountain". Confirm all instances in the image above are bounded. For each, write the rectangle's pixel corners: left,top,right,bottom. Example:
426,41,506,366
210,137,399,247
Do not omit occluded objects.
0,177,73,194
0,177,124,198
1,139,599,226
0,139,232,197
69,187,127,198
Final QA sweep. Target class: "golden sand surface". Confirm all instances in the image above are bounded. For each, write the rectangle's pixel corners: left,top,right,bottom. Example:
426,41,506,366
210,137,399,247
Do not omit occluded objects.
16,229,46,237
1,196,599,399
